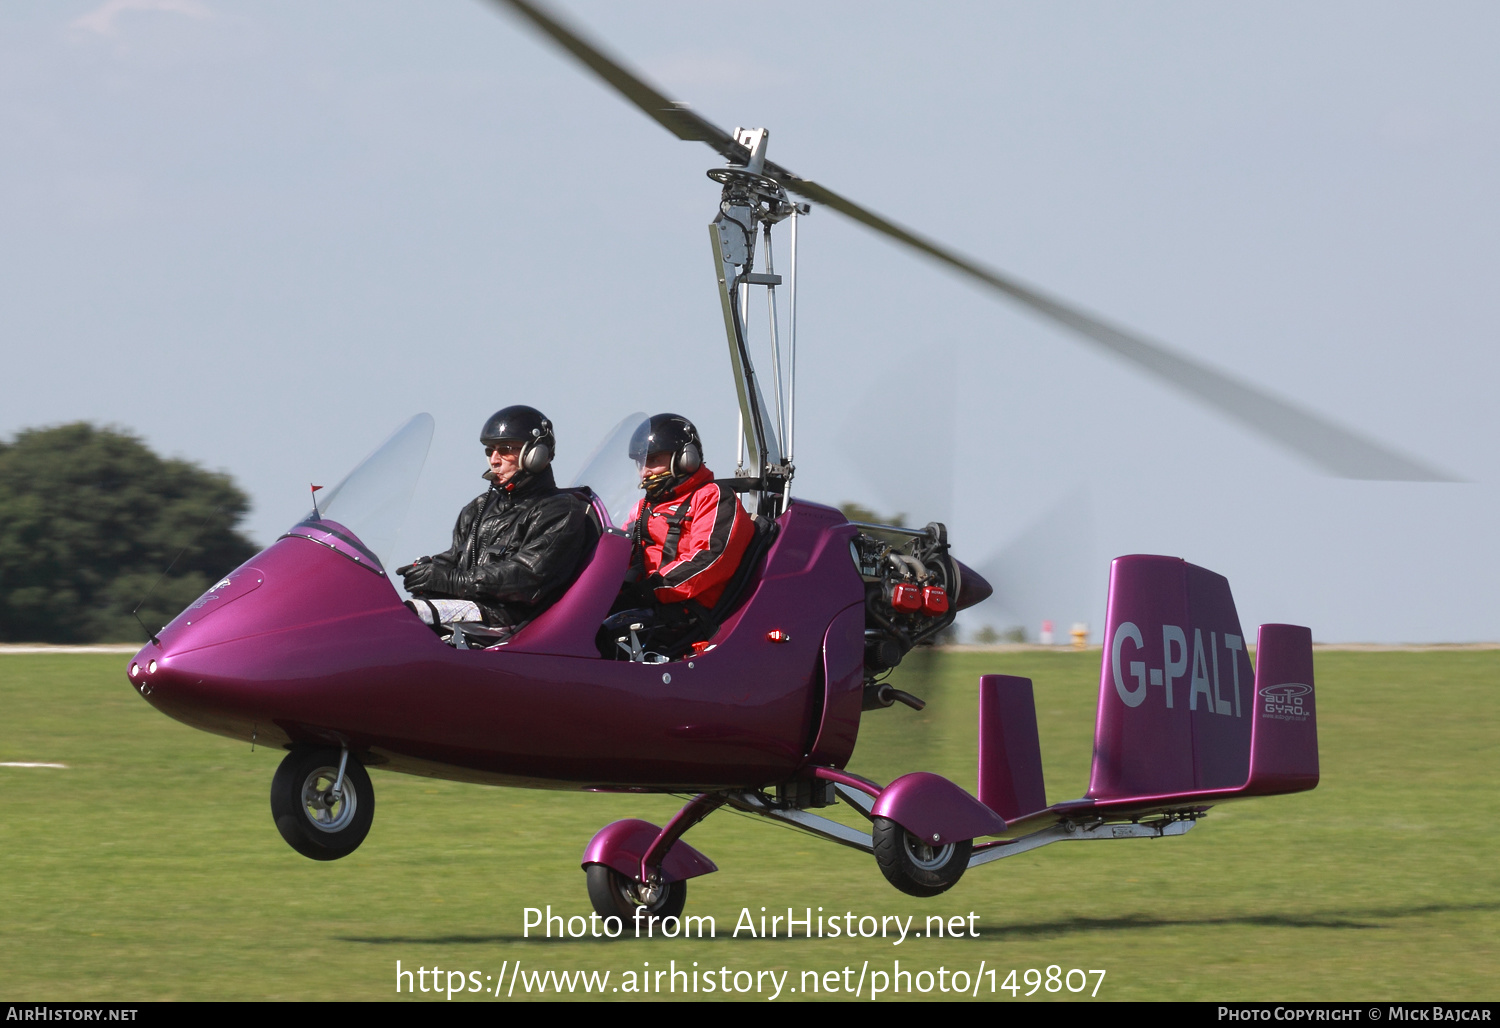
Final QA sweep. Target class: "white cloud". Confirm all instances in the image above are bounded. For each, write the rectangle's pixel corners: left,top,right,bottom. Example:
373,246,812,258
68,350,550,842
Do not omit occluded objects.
70,0,211,37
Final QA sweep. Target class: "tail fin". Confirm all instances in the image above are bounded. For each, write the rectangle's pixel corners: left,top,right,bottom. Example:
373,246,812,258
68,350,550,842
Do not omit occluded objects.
1243,623,1320,794
978,674,1048,821
1088,555,1256,800
1087,555,1318,803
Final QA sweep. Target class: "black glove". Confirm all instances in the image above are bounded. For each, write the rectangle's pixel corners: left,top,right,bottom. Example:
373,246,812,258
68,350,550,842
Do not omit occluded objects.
395,555,429,582
399,557,464,598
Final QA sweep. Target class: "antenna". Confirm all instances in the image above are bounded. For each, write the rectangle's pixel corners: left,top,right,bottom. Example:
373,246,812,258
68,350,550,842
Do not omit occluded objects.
130,505,227,648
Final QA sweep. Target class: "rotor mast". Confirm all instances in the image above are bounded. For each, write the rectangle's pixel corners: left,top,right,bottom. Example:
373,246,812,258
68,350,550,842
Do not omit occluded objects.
707,127,808,514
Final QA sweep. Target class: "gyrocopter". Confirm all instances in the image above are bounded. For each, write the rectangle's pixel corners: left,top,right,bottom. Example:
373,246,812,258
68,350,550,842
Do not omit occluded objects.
127,0,1441,922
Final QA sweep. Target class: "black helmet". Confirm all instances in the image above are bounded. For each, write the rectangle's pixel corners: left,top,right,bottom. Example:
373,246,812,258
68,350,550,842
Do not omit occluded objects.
629,413,703,494
480,405,554,474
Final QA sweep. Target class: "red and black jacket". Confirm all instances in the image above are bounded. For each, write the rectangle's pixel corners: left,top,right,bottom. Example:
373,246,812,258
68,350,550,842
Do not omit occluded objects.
626,465,754,609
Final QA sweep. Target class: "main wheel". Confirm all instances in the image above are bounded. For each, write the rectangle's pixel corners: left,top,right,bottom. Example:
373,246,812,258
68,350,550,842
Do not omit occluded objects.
270,747,374,861
871,816,971,897
585,863,687,924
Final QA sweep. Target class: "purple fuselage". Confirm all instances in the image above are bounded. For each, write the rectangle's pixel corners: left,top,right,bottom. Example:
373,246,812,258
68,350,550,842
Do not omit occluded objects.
128,501,866,791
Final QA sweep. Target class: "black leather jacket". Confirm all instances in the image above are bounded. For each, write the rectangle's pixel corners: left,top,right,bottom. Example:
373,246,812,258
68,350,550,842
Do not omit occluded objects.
428,468,594,627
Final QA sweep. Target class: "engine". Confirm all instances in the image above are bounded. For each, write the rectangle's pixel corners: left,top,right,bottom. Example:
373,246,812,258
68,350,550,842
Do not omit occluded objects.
849,521,960,704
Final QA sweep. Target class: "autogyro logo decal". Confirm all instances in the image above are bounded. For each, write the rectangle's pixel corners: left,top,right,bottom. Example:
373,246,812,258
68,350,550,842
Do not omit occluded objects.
1258,682,1311,722
188,576,234,610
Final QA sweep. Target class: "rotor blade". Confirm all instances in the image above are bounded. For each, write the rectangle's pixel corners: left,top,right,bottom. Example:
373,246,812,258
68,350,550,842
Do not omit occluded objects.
490,0,1458,482
780,179,1457,482
491,0,748,163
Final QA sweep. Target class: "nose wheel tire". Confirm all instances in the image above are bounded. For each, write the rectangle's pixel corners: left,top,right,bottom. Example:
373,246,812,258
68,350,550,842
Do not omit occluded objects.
872,816,972,897
585,863,687,925
271,747,374,861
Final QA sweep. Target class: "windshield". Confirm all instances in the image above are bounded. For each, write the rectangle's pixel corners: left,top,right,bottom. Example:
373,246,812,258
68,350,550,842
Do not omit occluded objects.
567,412,648,528
284,413,434,575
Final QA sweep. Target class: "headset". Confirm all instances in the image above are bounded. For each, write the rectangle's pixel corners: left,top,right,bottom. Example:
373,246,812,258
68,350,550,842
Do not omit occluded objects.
672,434,702,477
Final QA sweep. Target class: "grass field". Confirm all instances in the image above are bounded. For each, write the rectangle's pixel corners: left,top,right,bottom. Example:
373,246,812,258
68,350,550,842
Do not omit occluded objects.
1,649,1495,1001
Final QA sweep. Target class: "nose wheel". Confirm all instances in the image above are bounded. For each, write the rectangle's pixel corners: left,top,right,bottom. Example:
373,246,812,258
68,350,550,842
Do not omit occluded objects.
271,746,375,861
872,817,971,897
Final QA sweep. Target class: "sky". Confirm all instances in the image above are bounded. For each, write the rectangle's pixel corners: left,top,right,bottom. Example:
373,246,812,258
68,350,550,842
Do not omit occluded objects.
1,0,1496,642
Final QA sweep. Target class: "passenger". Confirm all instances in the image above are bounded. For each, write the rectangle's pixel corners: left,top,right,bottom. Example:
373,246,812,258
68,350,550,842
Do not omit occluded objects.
622,413,754,629
398,406,592,642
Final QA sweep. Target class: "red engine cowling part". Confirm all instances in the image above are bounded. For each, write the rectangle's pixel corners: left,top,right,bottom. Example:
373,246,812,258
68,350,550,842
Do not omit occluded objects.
889,582,923,613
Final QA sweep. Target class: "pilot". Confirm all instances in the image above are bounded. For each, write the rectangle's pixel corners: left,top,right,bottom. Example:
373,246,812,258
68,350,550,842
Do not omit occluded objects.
398,405,593,640
623,413,754,624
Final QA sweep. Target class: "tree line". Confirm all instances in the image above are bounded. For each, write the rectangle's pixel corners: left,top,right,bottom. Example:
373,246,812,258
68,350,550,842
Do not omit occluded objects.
0,424,258,643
